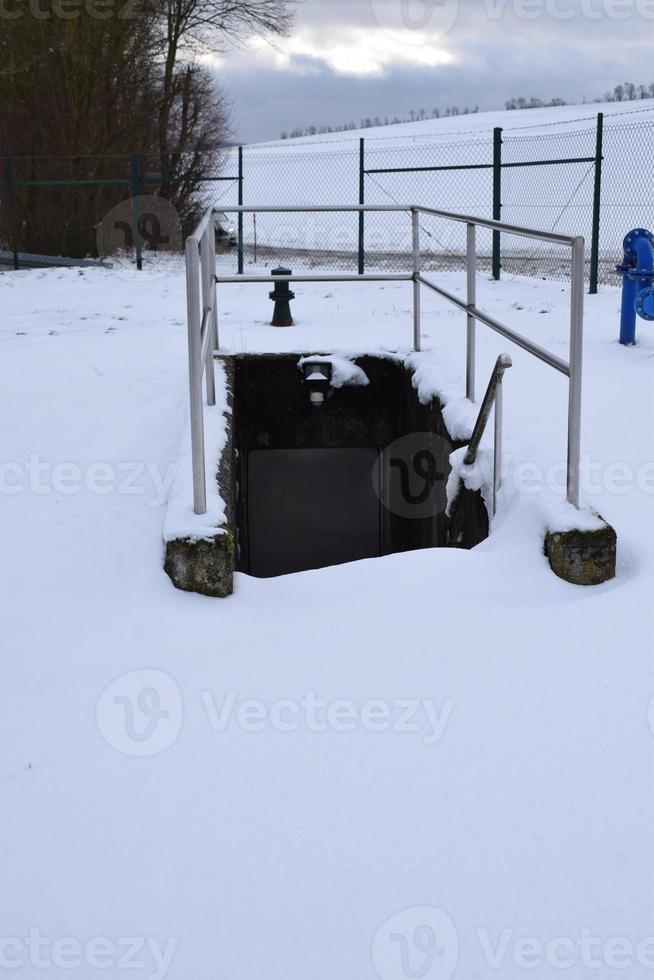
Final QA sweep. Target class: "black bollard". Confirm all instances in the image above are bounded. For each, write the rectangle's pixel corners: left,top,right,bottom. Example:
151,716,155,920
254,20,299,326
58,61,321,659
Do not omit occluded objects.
269,267,295,327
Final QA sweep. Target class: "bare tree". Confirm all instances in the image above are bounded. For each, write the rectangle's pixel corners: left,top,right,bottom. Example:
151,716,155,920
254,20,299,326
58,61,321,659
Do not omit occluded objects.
156,0,297,190
160,64,231,231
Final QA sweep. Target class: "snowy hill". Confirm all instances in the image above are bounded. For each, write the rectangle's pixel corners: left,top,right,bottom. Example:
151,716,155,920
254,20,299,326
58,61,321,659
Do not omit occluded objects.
249,97,654,148
213,99,654,285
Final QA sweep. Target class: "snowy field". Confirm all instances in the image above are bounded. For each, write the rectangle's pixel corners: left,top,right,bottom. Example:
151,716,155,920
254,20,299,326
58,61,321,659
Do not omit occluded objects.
2,263,654,979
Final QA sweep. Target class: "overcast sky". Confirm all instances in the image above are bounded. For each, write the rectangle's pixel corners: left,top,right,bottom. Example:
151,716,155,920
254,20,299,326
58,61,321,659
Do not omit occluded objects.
212,0,654,143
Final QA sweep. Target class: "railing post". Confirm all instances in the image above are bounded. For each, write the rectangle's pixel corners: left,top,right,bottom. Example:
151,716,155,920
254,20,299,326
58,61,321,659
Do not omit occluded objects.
589,112,604,295
186,237,207,516
201,224,216,407
567,236,585,509
493,376,503,516
358,138,365,276
237,146,244,275
492,128,502,281
466,222,477,400
207,211,219,352
412,208,421,351
130,152,142,272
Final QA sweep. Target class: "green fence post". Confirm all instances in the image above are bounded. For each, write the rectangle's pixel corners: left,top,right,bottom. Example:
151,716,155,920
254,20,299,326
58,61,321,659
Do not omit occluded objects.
130,152,142,271
238,146,244,275
3,155,19,270
589,112,604,295
358,137,365,275
492,127,502,281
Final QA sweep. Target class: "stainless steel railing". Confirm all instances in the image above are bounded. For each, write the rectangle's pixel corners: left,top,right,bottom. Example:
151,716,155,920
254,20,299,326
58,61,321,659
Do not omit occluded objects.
464,354,513,516
185,216,219,515
185,204,584,516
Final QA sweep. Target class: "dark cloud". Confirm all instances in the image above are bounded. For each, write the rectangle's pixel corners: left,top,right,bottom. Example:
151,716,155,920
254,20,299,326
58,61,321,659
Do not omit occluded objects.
217,0,654,142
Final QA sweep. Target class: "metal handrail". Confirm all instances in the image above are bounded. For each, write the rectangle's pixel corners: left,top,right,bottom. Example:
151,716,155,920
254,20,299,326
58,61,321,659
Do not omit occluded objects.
200,205,579,245
185,220,219,516
185,204,584,516
464,355,513,515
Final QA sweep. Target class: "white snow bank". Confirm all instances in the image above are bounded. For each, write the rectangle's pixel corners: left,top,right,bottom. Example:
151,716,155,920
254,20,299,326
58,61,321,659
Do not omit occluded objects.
407,350,478,440
447,445,606,536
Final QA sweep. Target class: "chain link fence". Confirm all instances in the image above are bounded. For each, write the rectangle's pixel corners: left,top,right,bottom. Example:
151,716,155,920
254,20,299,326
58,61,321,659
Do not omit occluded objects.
2,113,652,289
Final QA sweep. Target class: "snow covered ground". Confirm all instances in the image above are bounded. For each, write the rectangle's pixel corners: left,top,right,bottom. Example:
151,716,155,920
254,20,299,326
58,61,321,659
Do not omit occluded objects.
1,264,653,979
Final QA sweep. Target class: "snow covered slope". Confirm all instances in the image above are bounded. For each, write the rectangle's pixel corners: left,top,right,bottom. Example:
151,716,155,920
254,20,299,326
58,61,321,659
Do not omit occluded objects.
251,97,654,149
212,99,654,277
1,264,653,978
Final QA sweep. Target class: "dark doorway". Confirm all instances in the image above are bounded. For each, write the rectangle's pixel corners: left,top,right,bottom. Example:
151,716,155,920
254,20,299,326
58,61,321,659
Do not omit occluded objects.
247,448,381,578
230,353,488,580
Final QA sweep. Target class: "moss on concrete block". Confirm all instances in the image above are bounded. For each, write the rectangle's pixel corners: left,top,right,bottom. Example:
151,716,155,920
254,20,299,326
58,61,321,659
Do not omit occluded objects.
165,526,234,598
545,521,617,586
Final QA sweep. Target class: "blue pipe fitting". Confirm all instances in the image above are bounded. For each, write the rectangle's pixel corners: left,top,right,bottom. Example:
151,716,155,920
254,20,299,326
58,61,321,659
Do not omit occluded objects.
616,227,654,345
635,286,654,321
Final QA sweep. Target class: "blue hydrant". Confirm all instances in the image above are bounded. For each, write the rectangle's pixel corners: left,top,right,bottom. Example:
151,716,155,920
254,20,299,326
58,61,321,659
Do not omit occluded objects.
616,228,654,345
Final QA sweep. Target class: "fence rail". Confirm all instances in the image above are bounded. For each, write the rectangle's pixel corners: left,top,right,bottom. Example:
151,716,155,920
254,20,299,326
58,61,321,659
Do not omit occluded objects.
186,204,584,518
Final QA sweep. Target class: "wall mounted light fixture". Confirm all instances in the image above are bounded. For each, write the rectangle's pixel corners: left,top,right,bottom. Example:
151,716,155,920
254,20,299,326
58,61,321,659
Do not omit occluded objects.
302,361,333,407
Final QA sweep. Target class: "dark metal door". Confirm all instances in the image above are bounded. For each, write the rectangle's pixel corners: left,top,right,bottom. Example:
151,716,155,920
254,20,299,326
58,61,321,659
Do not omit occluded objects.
247,448,381,578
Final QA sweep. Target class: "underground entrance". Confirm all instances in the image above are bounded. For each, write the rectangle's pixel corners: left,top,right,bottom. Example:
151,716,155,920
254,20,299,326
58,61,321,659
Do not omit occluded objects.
229,353,489,580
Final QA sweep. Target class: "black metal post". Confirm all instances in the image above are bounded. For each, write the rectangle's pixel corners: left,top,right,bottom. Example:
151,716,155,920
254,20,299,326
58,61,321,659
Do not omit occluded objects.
238,146,244,275
358,138,365,275
3,156,19,270
130,152,142,271
492,128,502,281
589,112,604,295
